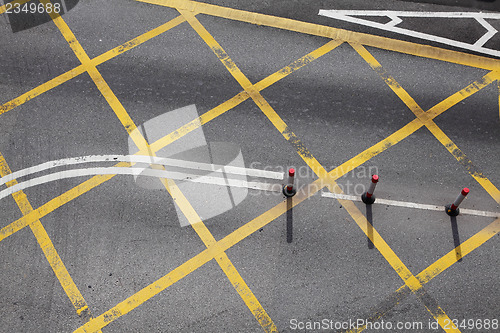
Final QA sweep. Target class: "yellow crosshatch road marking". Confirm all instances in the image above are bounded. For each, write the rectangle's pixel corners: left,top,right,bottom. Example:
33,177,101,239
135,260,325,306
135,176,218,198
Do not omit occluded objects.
148,39,343,152
350,42,500,204
39,0,147,151
327,187,458,332
0,15,187,116
178,10,459,332
0,35,343,242
179,8,329,179
75,199,500,333
41,1,277,330
3,0,500,116
0,45,496,331
0,152,100,330
2,66,483,244
0,0,498,332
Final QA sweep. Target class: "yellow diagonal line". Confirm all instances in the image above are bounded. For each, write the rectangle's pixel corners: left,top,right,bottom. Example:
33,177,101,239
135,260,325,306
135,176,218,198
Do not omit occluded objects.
0,43,354,332
0,152,98,327
137,0,500,71
419,217,500,283
0,1,337,159
89,15,187,66
73,174,335,333
425,71,499,120
267,103,457,329
0,169,125,242
497,80,500,121
0,15,335,121
181,10,460,333
351,42,500,204
0,3,492,330
0,0,30,14
73,245,218,333
149,91,248,152
0,66,86,116
85,20,337,332
330,186,461,333
3,0,494,118
180,9,254,91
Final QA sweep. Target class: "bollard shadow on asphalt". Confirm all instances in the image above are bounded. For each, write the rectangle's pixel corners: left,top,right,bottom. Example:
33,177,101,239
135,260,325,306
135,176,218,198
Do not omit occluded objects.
450,215,463,262
287,197,293,243
365,204,374,249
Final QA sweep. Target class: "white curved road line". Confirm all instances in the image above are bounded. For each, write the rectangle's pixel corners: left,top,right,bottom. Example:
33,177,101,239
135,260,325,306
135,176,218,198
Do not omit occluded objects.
321,192,500,218
0,167,283,201
318,10,500,58
0,154,283,185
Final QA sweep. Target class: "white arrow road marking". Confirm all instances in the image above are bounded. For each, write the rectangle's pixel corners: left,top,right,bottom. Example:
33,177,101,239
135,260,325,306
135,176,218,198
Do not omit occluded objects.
0,166,283,201
322,191,500,218
318,10,500,58
0,154,283,186
386,15,403,27
473,17,498,47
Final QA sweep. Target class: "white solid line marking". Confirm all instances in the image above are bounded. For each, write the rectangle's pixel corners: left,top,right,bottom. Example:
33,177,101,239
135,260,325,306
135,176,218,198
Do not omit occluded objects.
321,192,500,218
0,154,283,185
318,10,500,58
319,10,500,18
0,167,283,201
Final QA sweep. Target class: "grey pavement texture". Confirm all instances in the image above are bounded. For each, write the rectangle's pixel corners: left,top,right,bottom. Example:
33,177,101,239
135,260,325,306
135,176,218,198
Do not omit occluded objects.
0,0,499,332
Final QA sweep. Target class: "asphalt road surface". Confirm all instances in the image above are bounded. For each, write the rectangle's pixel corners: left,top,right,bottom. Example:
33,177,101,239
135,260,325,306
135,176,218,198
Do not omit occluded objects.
0,0,499,332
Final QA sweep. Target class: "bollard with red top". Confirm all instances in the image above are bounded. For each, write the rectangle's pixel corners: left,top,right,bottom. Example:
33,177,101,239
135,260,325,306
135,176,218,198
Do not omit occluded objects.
361,175,379,205
283,168,297,197
445,188,469,216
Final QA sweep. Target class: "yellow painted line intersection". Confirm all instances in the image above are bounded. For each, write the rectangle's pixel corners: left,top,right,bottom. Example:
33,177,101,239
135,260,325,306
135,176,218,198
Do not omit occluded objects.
0,0,498,332
350,42,500,204
0,151,99,329
0,15,188,116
